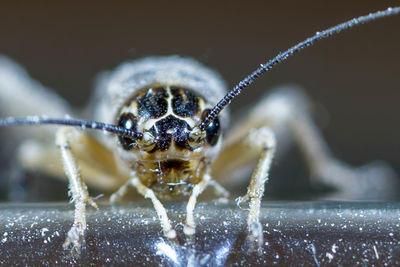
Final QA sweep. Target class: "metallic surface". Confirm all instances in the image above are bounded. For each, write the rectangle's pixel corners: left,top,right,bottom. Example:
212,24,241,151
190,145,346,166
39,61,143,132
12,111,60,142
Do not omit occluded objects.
1,201,400,266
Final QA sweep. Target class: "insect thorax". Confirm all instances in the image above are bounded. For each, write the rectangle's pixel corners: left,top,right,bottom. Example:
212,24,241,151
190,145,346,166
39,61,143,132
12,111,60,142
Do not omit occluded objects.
116,84,222,197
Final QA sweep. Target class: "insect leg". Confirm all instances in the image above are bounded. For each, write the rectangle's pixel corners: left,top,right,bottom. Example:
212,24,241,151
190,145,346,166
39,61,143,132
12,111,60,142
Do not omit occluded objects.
215,86,397,200
183,174,210,235
207,178,230,200
271,88,398,199
289,105,397,199
109,179,131,203
55,128,98,254
128,175,177,239
235,127,276,248
17,131,129,192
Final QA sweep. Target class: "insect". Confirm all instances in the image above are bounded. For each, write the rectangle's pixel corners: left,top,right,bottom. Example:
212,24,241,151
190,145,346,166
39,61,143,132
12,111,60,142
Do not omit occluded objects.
0,7,399,255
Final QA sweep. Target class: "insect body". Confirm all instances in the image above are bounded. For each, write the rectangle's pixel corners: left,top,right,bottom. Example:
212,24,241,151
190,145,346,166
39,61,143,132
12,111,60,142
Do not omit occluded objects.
0,7,399,255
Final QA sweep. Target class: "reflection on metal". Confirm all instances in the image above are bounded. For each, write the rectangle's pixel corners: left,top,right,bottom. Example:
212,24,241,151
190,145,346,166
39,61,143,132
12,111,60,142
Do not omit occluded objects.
155,241,179,265
0,202,400,265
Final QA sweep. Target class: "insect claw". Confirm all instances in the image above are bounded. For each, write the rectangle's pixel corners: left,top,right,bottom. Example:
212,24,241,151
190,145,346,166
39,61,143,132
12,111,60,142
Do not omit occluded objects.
88,197,99,210
63,222,85,256
235,195,250,209
247,218,264,250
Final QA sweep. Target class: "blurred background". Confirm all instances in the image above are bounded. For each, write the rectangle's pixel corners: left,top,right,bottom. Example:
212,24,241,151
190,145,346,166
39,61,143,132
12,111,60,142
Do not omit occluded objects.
0,1,399,201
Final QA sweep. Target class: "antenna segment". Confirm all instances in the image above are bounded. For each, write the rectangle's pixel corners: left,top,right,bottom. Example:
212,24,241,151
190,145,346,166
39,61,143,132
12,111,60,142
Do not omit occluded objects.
199,7,400,130
0,117,143,139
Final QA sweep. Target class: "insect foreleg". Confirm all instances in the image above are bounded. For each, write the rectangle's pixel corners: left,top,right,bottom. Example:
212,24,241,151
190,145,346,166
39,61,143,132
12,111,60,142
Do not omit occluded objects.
55,128,98,254
183,174,210,236
122,175,177,239
236,127,276,249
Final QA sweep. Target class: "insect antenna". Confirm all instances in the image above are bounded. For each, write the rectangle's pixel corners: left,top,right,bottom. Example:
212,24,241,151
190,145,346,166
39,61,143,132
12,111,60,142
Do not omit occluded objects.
199,7,400,131
0,116,143,139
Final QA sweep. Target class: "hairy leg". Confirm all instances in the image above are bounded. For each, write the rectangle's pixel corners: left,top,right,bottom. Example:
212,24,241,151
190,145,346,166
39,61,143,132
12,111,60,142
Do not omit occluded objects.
55,128,98,254
110,174,177,239
235,127,276,248
214,86,397,200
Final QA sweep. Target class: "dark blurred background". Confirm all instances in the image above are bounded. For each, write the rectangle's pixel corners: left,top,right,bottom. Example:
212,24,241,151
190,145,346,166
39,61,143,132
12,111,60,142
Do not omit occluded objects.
0,1,399,201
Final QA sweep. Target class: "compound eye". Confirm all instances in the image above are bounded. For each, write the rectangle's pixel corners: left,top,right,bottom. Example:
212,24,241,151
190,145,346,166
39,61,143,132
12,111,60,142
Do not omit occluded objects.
117,112,138,150
201,109,221,146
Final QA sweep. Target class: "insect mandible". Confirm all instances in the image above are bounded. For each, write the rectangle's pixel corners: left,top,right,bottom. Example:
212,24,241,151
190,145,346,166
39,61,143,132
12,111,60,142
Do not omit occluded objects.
0,7,399,254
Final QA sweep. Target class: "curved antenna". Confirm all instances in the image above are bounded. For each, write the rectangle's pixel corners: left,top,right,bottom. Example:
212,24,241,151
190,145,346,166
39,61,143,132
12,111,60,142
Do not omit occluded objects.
0,117,143,139
199,7,400,131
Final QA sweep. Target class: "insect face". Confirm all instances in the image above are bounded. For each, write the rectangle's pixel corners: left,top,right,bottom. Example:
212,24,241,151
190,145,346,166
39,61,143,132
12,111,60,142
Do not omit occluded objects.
116,85,221,153
115,85,220,196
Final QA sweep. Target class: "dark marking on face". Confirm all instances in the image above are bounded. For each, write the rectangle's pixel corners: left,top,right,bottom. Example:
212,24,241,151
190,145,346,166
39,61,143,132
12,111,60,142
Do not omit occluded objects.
137,87,168,118
118,112,138,150
170,87,199,117
201,109,221,146
161,159,188,171
149,115,192,152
